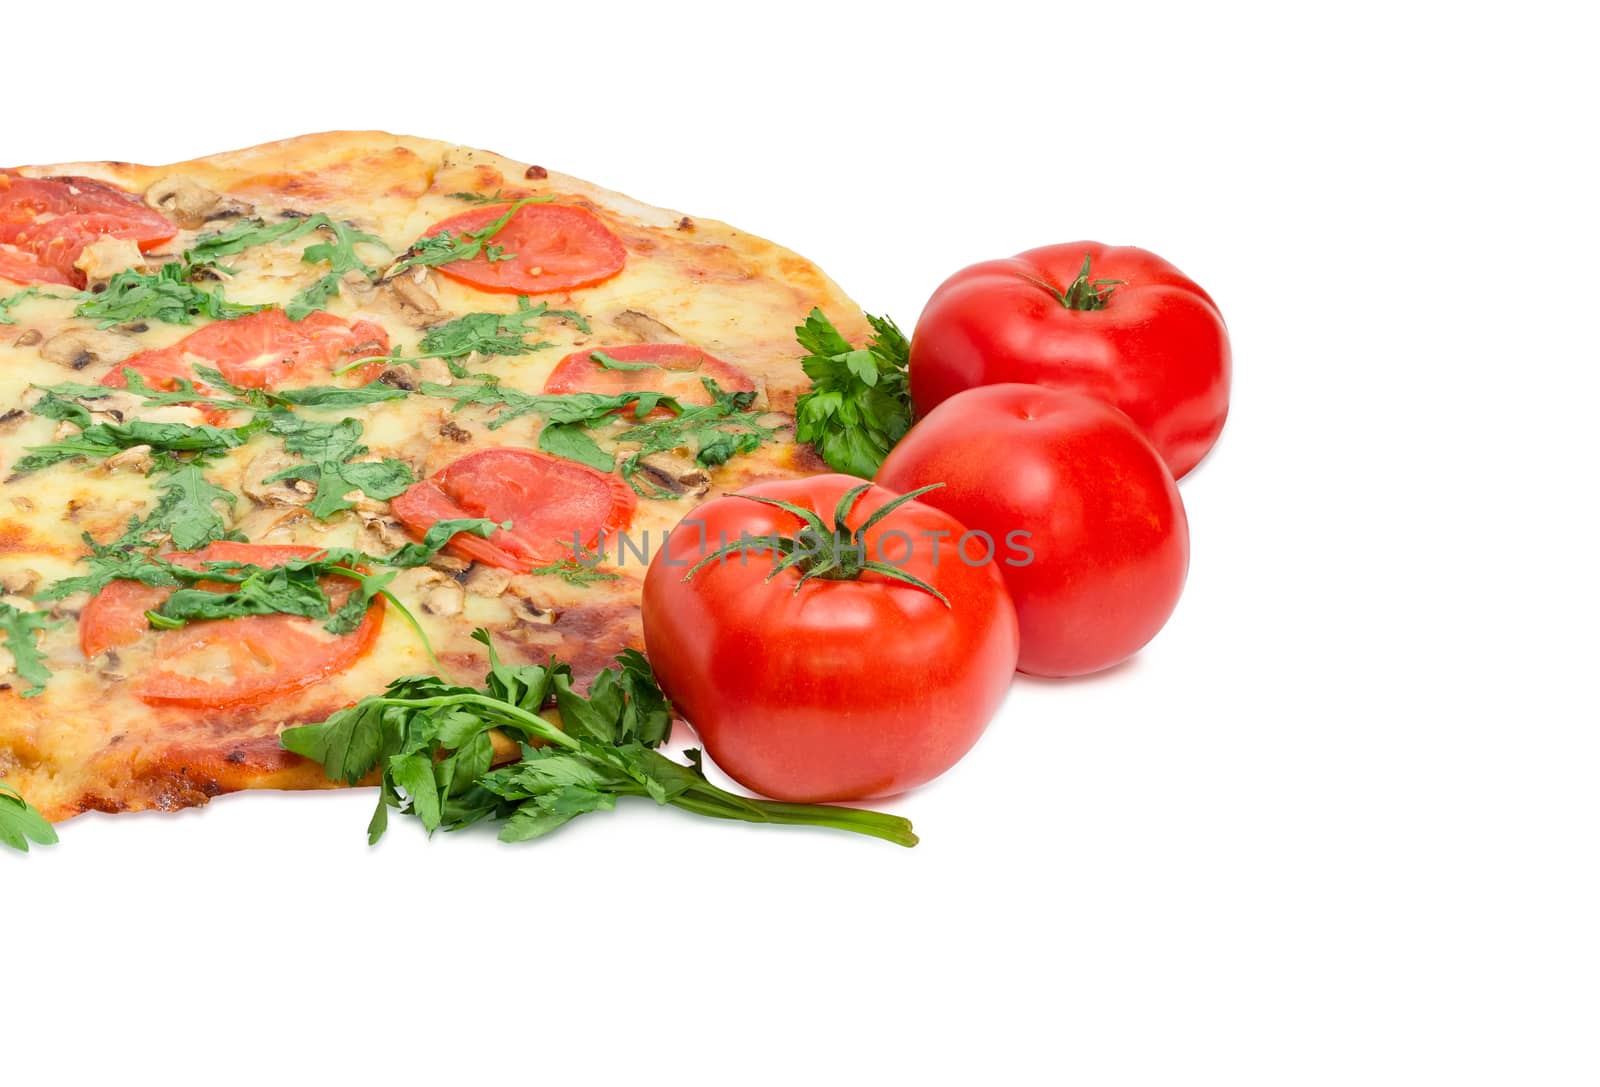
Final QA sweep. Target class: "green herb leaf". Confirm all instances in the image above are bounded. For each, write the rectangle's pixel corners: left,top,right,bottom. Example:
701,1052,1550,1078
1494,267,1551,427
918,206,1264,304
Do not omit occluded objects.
282,631,917,847
0,781,58,852
0,286,71,326
0,603,54,698
388,197,549,277
73,264,266,328
185,214,389,321
14,402,265,474
793,308,912,478
261,413,413,520
398,296,585,377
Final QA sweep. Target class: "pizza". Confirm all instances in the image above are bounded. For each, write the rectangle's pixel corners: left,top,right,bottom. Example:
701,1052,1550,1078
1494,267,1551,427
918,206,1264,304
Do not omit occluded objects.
0,131,867,826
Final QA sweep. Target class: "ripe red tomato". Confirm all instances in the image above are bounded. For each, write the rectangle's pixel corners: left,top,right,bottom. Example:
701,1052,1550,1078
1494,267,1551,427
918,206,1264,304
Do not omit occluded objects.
391,447,636,572
908,242,1229,479
878,384,1188,677
78,543,384,708
421,202,626,295
642,474,1019,803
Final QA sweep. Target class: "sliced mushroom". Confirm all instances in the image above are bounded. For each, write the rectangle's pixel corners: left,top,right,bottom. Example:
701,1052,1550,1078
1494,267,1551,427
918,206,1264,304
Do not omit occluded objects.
0,568,41,595
464,565,512,597
428,552,471,576
507,592,556,626
632,450,710,498
356,514,411,554
74,237,145,290
610,308,679,343
377,366,418,391
40,328,141,370
144,175,252,230
383,268,449,327
416,573,465,617
242,447,316,508
100,444,154,474
11,329,42,348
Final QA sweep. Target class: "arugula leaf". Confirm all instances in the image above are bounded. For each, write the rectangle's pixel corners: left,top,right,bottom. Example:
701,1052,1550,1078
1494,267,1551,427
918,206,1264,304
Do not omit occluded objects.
73,264,266,328
261,413,414,520
615,379,782,496
0,603,54,698
0,781,57,853
388,197,549,277
0,286,71,326
590,350,660,372
185,214,389,321
13,400,265,474
793,308,913,478
129,463,236,552
393,296,587,377
37,538,189,601
287,217,388,320
527,553,619,586
424,378,667,431
281,632,917,847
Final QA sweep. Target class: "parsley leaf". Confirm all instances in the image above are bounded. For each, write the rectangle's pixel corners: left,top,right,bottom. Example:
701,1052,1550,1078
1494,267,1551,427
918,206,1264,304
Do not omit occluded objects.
280,631,917,847
793,308,913,478
73,264,266,328
0,781,57,853
388,197,549,277
0,602,54,698
260,413,415,521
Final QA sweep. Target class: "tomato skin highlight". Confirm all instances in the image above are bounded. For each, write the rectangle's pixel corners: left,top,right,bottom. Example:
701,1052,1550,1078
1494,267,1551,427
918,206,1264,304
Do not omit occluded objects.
391,447,636,572
542,342,755,408
878,384,1188,677
0,173,175,286
423,203,626,295
77,542,384,709
642,474,1018,803
908,242,1229,479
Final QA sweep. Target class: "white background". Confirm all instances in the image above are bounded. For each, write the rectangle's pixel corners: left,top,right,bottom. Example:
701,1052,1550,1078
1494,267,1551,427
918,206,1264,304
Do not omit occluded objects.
5,3,1595,1083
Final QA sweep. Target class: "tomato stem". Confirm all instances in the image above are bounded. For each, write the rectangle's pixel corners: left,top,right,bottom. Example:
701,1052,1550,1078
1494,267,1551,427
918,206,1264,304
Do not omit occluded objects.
682,483,951,606
1026,255,1123,311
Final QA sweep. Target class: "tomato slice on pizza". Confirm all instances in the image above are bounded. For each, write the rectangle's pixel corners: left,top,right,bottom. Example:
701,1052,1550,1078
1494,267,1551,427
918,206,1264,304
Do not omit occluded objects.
103,309,390,396
391,448,635,571
78,543,384,709
543,343,755,409
0,173,175,287
421,203,626,295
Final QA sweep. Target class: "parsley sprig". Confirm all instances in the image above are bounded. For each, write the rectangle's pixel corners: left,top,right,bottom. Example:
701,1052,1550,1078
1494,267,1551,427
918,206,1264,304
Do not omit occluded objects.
793,308,913,478
281,631,918,847
0,782,57,853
